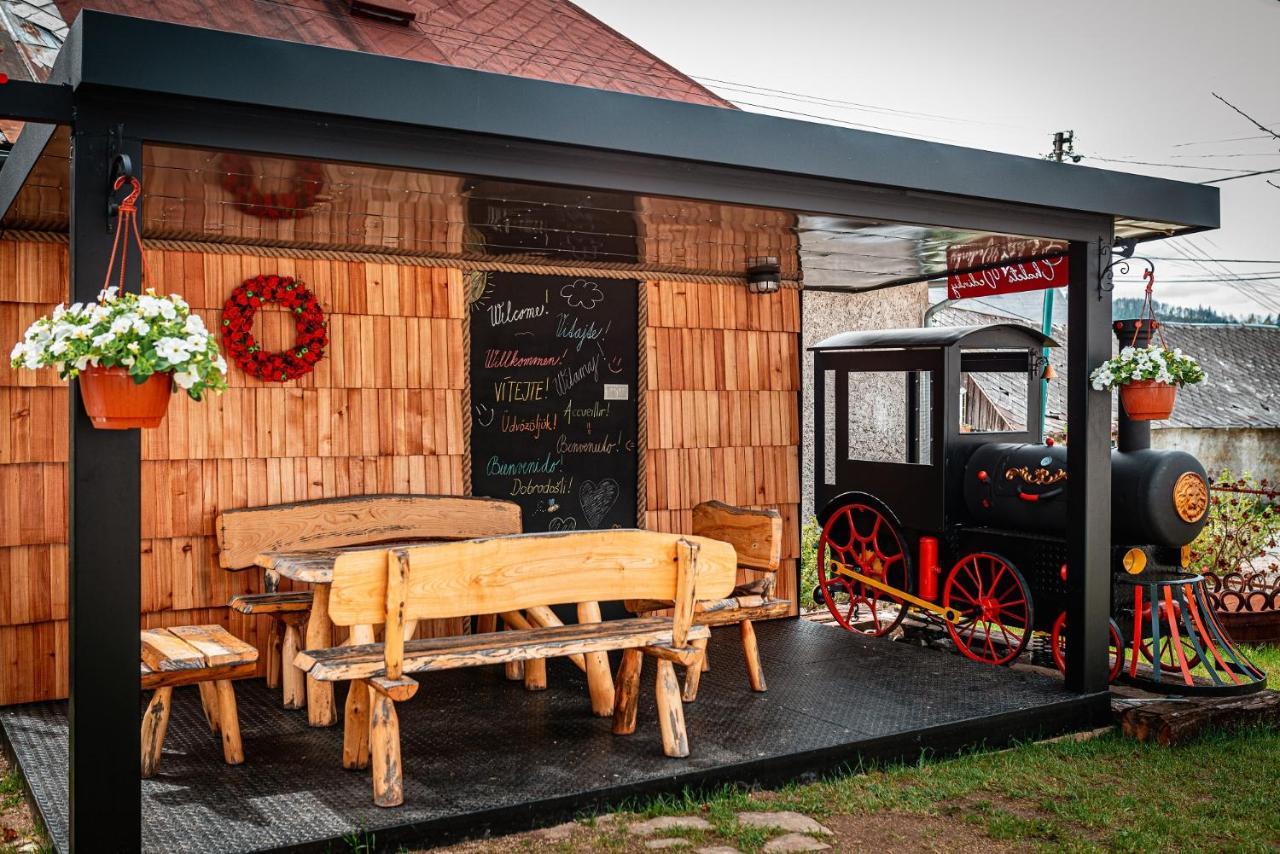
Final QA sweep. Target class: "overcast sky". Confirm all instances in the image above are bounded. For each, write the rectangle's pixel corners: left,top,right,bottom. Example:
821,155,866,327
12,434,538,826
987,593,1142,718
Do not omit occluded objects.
576,0,1280,318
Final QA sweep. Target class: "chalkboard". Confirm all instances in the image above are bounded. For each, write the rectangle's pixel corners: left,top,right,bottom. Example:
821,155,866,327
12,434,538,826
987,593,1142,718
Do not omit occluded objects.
469,272,639,534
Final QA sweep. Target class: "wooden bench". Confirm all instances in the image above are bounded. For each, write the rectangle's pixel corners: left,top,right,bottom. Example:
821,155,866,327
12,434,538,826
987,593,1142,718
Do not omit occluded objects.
216,494,522,716
140,625,259,778
627,501,785,701
294,529,738,807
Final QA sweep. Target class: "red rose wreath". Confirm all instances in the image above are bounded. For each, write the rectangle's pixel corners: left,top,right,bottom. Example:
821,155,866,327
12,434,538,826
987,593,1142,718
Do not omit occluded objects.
221,274,327,382
219,153,325,220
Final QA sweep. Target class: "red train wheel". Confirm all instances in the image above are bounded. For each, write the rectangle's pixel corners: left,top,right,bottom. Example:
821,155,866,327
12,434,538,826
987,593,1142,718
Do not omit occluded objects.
1050,613,1125,683
1138,600,1203,673
815,502,910,636
943,553,1033,665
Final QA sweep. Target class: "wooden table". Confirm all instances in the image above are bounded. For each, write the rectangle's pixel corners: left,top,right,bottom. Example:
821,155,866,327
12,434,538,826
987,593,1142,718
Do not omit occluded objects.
255,541,429,727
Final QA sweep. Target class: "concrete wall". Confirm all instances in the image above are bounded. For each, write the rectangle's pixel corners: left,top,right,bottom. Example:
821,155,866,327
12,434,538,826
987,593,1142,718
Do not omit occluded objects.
801,284,929,517
1152,427,1280,482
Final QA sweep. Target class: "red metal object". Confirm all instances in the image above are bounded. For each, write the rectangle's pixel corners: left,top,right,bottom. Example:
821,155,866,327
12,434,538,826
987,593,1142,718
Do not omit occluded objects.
1059,563,1068,582
976,470,988,482
78,367,172,430
942,552,1033,665
918,536,939,601
945,235,1069,300
816,503,910,637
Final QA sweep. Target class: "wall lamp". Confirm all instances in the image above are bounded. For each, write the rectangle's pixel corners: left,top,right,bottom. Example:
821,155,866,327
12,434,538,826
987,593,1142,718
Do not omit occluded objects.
746,256,782,294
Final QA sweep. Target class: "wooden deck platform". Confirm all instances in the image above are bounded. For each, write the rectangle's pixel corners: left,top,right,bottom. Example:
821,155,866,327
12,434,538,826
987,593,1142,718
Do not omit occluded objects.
1,619,1108,853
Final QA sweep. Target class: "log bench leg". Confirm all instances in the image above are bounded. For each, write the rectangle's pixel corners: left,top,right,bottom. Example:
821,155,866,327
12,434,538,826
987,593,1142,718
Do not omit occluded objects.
370,693,403,807
141,687,173,779
578,602,616,716
682,637,709,702
342,627,377,771
612,648,643,735
197,681,221,733
655,659,689,757
305,585,336,726
740,620,767,692
265,617,283,690
214,679,245,766
281,614,307,711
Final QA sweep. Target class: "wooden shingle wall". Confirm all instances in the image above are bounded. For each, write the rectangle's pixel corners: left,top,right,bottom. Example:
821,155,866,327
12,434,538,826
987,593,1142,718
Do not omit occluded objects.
644,279,802,610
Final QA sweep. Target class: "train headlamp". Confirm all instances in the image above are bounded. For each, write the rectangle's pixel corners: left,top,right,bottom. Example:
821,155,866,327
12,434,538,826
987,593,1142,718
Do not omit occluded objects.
1122,547,1147,575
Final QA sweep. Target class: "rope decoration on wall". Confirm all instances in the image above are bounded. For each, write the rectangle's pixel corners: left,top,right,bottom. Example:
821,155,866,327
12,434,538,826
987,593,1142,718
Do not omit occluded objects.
635,281,650,528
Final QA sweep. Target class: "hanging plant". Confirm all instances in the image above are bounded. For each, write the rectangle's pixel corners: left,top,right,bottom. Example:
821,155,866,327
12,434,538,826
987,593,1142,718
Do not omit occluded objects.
219,154,325,220
221,274,327,382
1088,268,1205,421
8,176,227,429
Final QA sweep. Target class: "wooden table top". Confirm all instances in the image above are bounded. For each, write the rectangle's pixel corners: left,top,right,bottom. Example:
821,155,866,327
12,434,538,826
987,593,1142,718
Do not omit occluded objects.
254,540,432,584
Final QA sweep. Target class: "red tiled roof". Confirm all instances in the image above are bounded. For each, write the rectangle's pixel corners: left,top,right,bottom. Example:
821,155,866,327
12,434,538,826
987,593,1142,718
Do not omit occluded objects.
51,0,732,106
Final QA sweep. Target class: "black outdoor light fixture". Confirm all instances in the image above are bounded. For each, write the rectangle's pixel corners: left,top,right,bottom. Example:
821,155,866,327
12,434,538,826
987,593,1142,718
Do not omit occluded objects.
746,256,781,294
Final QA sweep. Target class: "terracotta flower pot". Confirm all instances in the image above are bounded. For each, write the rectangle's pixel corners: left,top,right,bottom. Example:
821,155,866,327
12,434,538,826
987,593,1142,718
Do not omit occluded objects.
1119,379,1177,421
78,366,172,429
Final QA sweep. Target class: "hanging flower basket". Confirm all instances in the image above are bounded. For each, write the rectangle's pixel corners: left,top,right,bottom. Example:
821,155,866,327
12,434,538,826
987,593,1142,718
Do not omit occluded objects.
1118,378,1178,421
1090,344,1205,422
79,366,174,429
8,176,227,429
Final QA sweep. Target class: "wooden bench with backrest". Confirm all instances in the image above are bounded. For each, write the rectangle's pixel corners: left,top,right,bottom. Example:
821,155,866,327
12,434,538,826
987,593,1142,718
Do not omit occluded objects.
140,624,259,778
216,494,522,711
294,529,738,807
627,501,785,701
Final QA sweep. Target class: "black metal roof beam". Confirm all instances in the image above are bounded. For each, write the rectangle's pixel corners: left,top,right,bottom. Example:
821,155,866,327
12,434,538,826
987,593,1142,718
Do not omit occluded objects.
61,11,1217,233
0,80,72,125
0,122,58,224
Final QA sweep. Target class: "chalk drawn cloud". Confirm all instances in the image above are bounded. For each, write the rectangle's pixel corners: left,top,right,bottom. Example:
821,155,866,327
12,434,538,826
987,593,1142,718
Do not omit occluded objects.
560,279,604,310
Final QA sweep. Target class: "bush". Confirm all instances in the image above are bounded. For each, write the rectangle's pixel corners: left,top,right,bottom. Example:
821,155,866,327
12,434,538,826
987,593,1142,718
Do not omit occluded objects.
799,515,821,610
1186,471,1280,577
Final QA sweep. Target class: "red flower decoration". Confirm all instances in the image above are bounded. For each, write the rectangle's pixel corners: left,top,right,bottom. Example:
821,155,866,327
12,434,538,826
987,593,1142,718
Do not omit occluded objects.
219,154,325,220
221,274,327,383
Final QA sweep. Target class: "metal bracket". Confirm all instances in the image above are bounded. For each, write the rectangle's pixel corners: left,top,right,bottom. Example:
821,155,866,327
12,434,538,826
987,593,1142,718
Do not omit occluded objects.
1098,238,1144,299
106,125,134,233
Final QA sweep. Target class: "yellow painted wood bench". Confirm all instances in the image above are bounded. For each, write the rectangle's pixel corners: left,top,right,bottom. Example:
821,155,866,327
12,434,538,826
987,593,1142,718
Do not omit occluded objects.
140,625,259,778
294,529,738,807
627,500,786,700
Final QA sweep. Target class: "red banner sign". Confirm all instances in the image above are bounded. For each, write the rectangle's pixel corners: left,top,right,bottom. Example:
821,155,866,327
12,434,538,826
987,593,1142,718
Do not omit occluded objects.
946,236,1068,300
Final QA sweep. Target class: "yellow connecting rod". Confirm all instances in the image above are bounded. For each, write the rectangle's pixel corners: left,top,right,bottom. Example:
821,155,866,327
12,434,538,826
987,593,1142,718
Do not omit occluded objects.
830,561,963,624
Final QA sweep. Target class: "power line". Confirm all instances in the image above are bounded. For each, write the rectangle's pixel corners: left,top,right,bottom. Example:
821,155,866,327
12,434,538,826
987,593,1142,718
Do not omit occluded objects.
1201,166,1280,184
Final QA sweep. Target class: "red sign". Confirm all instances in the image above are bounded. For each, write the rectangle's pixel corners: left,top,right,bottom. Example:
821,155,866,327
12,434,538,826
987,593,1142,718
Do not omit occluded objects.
946,236,1068,300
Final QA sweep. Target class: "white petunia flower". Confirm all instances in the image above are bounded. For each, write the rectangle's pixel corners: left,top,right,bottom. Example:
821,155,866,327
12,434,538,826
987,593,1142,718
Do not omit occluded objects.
173,369,199,390
92,332,115,348
154,337,191,363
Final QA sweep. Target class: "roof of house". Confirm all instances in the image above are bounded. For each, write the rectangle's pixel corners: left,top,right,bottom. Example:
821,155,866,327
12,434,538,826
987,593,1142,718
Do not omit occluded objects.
931,303,1280,431
0,0,729,105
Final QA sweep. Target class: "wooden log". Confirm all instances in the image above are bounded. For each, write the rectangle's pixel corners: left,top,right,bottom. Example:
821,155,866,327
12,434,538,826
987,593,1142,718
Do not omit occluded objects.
265,617,282,690
281,617,306,710
367,674,419,702
672,540,697,648
305,585,336,726
384,550,409,680
523,657,548,691
681,637,708,702
140,628,204,672
504,660,525,682
141,661,258,691
370,693,403,807
1118,691,1280,746
740,619,767,692
228,591,314,614
197,681,222,734
298,618,709,681
167,624,258,667
578,601,615,716
343,679,371,771
612,648,643,735
214,680,245,765
140,687,173,779
654,659,689,757
643,642,703,668
526,605,587,672
691,500,783,572
475,613,497,634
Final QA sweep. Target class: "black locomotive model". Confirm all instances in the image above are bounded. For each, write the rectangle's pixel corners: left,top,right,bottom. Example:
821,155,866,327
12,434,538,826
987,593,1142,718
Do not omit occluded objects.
810,321,1263,692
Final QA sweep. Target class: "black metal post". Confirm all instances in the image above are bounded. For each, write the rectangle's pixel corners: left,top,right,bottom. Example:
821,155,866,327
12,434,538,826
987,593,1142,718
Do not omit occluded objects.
68,115,142,851
1064,236,1112,693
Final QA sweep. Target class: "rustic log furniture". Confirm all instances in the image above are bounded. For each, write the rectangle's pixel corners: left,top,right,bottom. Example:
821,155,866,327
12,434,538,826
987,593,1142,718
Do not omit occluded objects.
140,624,259,778
294,529,738,807
220,494,522,726
628,501,785,700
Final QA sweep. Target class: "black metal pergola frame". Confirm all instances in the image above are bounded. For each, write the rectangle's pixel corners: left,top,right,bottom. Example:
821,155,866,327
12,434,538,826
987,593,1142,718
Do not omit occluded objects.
0,11,1218,851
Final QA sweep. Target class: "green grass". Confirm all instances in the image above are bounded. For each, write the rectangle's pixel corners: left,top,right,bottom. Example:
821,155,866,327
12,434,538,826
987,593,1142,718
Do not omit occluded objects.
610,722,1280,852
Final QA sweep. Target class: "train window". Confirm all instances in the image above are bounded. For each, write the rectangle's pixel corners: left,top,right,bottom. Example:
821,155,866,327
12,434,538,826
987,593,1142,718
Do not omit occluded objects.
959,348,1033,434
822,370,836,484
841,370,932,465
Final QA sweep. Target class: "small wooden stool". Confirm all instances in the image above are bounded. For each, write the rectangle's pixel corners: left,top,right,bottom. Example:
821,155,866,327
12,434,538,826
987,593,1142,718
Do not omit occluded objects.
140,625,259,778
229,592,312,709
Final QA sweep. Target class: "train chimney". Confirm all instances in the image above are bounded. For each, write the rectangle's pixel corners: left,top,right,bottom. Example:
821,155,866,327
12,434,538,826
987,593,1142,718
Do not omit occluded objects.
1112,318,1156,452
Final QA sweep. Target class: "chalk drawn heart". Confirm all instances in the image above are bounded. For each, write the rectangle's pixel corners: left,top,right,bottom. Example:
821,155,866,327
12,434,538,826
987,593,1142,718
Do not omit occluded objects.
579,478,620,528
547,517,577,532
